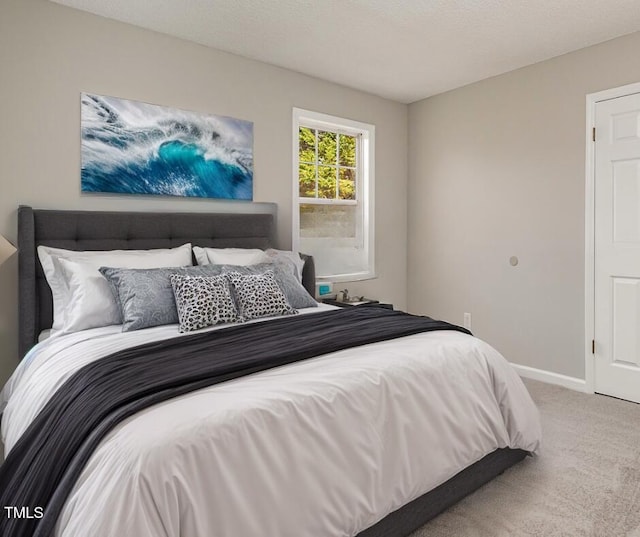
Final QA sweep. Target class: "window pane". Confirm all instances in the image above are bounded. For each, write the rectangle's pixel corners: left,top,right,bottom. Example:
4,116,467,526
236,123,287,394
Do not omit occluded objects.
299,163,316,198
339,134,356,167
299,127,316,163
299,204,356,238
318,131,337,165
338,168,356,200
317,165,337,199
299,204,368,278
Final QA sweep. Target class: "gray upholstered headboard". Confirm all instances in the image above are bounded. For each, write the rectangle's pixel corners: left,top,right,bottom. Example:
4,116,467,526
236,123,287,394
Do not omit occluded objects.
18,206,315,358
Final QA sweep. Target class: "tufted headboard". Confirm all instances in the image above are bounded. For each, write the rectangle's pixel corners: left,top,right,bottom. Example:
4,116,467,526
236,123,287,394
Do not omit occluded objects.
18,206,315,358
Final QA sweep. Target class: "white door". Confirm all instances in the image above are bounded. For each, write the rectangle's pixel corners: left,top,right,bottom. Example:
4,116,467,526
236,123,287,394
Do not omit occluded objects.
594,93,640,403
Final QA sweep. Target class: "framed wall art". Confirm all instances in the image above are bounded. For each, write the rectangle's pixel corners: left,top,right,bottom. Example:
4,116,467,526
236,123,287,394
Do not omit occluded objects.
81,93,253,200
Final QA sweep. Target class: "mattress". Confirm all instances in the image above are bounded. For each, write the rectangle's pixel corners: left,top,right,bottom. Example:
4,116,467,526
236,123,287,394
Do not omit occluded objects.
1,304,541,537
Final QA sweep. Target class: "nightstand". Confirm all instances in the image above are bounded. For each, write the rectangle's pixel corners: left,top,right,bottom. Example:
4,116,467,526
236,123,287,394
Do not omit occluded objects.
322,298,393,310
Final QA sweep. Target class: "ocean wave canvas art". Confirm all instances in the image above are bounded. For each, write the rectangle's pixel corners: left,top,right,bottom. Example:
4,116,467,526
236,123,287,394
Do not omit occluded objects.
81,93,253,200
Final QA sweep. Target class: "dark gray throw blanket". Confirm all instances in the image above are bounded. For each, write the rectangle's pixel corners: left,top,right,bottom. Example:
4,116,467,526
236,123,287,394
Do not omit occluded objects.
0,306,470,537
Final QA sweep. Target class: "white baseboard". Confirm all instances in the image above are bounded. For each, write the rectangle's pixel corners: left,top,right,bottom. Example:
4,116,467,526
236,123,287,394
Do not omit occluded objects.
510,363,590,393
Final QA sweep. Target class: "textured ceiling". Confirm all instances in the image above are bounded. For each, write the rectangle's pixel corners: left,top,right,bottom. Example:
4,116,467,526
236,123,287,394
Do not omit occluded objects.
51,0,640,103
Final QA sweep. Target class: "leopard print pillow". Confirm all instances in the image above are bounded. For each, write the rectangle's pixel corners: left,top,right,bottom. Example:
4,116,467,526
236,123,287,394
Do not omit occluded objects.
225,270,297,321
170,274,239,332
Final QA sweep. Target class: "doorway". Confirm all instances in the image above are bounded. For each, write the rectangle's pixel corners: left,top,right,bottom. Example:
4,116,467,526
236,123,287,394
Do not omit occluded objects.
586,83,640,403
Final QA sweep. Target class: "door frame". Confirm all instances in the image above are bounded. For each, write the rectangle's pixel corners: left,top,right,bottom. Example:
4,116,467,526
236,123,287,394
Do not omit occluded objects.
584,81,640,393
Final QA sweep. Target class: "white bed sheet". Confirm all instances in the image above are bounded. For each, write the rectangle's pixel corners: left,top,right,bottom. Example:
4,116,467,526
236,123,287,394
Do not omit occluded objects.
1,305,541,537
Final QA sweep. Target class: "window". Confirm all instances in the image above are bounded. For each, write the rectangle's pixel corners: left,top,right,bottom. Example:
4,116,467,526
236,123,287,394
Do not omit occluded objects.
292,108,375,281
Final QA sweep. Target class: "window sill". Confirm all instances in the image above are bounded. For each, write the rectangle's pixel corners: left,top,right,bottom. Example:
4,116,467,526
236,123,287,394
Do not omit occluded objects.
317,271,376,283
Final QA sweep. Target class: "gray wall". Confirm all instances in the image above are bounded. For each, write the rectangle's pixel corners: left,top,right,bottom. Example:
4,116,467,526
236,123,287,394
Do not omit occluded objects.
0,0,409,384
5,0,640,388
408,31,640,379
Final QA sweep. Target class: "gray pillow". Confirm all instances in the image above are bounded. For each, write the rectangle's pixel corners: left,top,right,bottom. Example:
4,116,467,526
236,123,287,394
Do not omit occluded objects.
170,274,239,332
264,249,305,282
225,270,297,321
205,259,317,309
100,265,216,332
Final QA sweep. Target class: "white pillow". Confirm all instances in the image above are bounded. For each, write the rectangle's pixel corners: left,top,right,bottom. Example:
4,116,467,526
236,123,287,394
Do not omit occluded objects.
37,244,192,332
57,258,123,333
193,247,270,267
38,330,52,343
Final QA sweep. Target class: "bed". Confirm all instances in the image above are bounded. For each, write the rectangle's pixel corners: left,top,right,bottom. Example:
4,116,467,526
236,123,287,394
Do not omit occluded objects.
0,206,541,537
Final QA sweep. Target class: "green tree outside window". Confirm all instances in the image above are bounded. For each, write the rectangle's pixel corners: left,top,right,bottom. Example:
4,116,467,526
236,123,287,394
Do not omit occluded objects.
299,127,357,200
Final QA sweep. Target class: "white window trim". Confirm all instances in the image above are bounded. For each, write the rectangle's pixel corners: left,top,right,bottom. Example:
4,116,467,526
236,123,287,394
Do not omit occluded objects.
298,198,358,206
292,107,375,282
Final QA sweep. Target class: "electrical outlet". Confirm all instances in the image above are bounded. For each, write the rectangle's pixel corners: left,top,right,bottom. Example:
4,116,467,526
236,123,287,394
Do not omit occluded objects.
463,312,472,330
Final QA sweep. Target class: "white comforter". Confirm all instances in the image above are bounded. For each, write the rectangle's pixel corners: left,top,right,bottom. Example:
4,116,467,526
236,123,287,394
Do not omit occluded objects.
1,305,541,537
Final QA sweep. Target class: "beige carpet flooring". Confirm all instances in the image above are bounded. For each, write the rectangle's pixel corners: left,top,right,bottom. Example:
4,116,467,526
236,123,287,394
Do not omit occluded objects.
410,379,640,537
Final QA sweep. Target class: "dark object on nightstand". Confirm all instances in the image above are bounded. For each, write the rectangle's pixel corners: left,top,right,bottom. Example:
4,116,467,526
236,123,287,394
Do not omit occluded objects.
323,298,393,310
